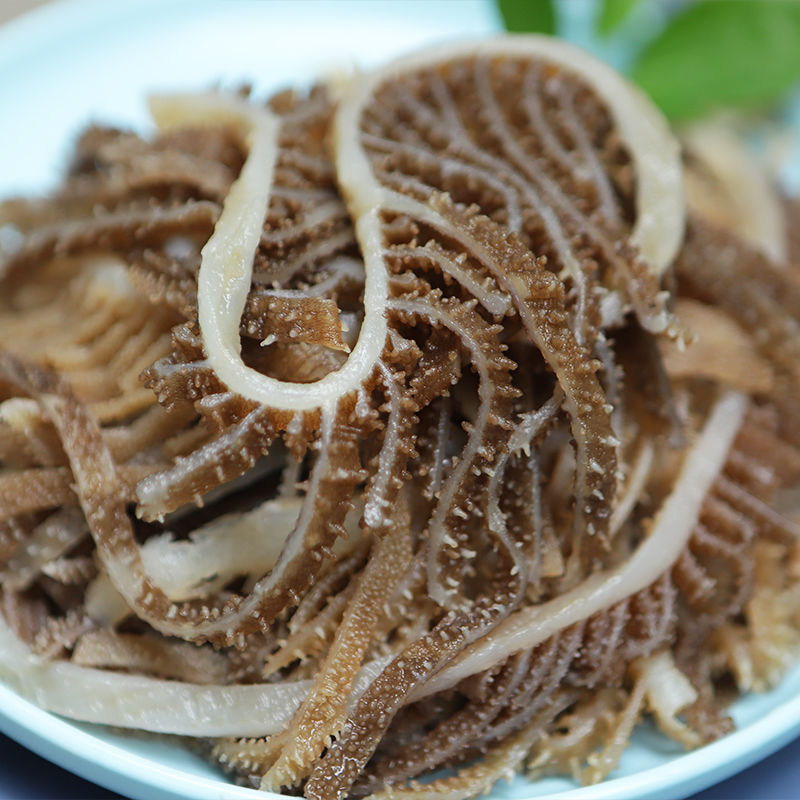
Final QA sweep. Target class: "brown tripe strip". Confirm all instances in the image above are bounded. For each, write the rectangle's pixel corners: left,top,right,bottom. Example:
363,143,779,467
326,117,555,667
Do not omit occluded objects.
0,201,218,284
0,354,365,647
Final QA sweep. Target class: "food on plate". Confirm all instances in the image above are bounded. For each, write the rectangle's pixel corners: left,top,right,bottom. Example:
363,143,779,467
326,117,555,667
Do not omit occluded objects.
1,35,799,800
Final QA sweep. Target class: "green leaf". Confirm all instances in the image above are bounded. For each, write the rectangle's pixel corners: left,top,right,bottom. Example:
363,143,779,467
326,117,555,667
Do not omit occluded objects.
497,0,556,35
597,0,641,36
631,0,800,121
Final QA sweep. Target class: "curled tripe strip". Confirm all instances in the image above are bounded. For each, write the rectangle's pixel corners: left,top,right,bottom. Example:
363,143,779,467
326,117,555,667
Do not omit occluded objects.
150,92,385,412
388,290,518,605
420,391,749,696
338,37,683,271
163,37,681,414
0,354,362,646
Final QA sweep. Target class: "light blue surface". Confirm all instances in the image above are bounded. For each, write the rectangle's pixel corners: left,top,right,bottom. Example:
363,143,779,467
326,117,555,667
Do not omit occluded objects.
1,2,799,800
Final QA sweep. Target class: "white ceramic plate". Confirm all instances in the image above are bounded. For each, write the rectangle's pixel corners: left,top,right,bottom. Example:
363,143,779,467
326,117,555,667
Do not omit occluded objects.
1,2,800,799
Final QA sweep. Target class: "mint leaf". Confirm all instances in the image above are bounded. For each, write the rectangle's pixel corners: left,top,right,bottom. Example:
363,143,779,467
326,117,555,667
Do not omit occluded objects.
631,0,800,121
597,0,641,36
497,0,556,35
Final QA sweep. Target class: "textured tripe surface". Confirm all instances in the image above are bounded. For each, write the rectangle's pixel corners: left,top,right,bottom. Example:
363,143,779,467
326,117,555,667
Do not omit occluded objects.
0,37,799,800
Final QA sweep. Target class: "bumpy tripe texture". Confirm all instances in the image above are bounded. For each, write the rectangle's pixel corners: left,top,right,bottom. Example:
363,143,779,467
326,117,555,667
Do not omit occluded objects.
1,34,800,800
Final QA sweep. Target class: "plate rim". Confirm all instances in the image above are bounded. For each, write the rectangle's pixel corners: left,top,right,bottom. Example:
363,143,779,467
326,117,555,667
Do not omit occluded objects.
3,662,800,800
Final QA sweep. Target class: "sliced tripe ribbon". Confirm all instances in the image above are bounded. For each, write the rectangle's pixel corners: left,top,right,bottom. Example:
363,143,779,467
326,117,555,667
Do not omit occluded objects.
149,92,385,411
417,390,749,697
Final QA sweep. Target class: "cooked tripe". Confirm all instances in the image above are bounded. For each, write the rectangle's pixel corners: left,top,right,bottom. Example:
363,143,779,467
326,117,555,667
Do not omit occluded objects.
1,36,799,800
